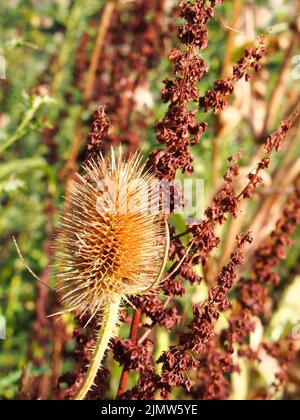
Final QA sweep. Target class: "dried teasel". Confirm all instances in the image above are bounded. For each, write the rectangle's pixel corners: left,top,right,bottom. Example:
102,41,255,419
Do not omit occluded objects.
55,148,169,400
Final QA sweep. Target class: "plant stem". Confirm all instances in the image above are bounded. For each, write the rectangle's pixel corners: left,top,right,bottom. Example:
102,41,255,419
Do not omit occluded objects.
74,297,121,400
83,0,116,104
0,95,52,155
116,308,141,398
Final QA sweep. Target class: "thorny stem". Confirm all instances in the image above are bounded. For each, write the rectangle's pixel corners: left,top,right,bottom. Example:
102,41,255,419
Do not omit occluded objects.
73,297,121,400
117,308,141,398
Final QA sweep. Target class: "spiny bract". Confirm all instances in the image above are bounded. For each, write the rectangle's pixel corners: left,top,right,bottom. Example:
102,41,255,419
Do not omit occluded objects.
55,149,166,322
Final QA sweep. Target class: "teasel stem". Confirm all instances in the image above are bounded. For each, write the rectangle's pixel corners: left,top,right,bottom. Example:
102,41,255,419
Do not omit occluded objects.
73,297,121,400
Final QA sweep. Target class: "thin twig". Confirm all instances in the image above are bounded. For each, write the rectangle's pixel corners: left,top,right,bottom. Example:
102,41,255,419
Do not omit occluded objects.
83,1,116,103
117,308,141,398
138,296,172,346
13,236,53,291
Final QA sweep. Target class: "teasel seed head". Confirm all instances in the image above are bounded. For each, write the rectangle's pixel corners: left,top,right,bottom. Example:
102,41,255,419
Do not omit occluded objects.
55,147,167,322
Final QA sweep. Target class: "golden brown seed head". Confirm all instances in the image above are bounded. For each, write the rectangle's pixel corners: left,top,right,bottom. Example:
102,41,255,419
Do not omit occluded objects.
55,149,166,320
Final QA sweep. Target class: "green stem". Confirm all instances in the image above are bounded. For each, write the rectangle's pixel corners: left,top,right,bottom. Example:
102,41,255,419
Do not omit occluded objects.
73,297,121,400
0,95,53,155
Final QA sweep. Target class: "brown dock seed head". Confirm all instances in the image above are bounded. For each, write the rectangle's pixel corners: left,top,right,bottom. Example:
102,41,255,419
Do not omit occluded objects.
55,148,167,321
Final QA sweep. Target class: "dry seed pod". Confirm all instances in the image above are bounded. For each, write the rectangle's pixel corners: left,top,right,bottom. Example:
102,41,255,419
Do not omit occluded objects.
55,148,169,400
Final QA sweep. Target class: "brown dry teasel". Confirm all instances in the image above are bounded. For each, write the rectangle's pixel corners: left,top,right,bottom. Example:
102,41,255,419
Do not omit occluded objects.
55,148,169,400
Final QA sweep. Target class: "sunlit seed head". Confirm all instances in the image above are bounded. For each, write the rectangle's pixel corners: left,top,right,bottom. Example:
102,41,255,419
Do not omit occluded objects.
55,148,166,321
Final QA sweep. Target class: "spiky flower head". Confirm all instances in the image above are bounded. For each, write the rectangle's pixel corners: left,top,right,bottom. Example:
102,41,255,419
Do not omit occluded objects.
55,148,167,322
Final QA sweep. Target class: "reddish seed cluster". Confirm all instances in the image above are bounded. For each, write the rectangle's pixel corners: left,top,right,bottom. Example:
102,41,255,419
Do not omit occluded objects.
143,233,253,400
263,339,297,396
193,167,299,400
199,36,266,112
240,120,293,199
148,1,222,180
166,225,202,287
189,119,293,266
168,181,300,398
189,154,241,264
133,295,182,331
112,338,155,375
157,347,199,397
221,310,256,354
239,184,300,317
84,106,109,161
114,2,223,394
119,372,161,400
145,173,298,399
119,346,199,399
218,184,300,398
264,120,292,153
191,342,239,400
180,233,253,351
